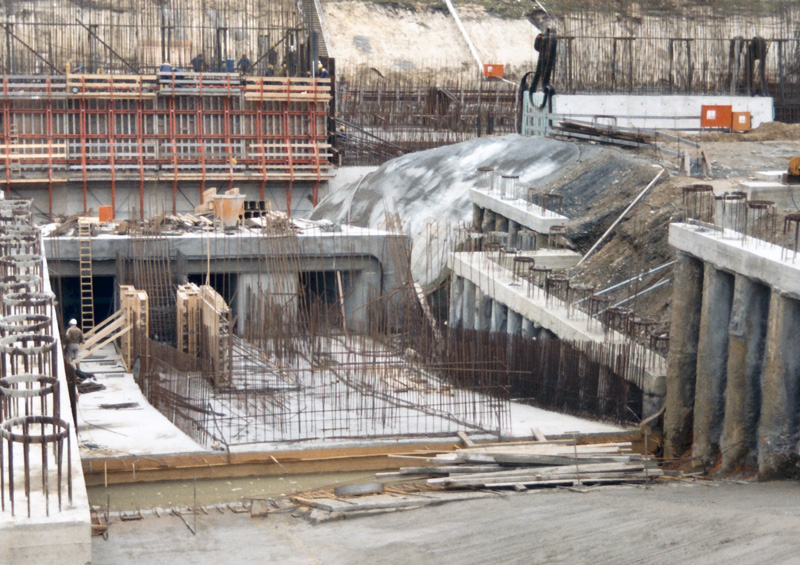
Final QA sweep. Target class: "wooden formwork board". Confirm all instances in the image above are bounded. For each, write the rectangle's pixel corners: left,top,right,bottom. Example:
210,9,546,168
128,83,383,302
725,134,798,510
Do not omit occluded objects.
120,285,149,370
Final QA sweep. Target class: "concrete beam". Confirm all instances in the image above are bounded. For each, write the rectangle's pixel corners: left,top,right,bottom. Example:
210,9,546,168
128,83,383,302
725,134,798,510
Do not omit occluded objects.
669,223,800,300
758,292,800,480
469,189,568,235
664,253,704,459
692,265,734,465
720,276,770,473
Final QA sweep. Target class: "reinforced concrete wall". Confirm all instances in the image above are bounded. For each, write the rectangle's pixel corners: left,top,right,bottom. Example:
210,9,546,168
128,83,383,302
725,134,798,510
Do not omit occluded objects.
666,223,800,479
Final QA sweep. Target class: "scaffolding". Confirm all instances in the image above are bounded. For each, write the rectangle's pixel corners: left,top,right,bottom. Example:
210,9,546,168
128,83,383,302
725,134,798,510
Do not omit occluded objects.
0,74,331,216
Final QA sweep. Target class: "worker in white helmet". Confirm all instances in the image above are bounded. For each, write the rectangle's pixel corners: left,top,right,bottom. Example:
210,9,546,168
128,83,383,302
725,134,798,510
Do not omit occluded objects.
65,319,84,364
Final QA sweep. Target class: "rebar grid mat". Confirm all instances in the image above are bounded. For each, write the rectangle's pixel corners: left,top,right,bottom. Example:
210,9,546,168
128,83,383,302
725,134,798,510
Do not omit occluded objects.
682,184,715,223
0,254,43,279
0,314,52,337
0,416,72,518
130,235,176,344
494,331,644,423
782,212,800,261
746,200,777,243
0,333,58,380
0,374,60,424
1,291,54,318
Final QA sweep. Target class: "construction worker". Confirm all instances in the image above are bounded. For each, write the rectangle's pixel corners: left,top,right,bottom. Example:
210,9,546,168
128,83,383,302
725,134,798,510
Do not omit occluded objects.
65,319,84,364
192,53,205,72
237,53,252,74
265,64,275,77
278,63,288,77
317,62,329,79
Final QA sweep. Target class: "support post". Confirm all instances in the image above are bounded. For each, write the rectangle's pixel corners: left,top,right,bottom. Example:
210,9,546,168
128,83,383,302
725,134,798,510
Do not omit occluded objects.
477,291,491,332
692,265,734,465
490,300,507,334
507,309,522,336
462,279,476,330
664,253,704,459
720,276,770,473
758,292,800,479
449,275,464,330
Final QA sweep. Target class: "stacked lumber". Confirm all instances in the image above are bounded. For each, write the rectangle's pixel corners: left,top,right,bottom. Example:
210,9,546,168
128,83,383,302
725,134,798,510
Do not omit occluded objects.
388,440,661,490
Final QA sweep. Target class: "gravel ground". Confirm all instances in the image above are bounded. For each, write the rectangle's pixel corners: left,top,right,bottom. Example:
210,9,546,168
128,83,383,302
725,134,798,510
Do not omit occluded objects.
93,479,800,564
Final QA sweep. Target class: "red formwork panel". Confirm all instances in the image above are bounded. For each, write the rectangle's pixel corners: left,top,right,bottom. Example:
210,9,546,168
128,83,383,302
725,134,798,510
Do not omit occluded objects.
700,105,732,129
483,64,504,78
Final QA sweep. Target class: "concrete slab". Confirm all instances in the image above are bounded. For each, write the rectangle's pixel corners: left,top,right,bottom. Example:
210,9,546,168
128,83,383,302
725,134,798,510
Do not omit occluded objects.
737,180,797,210
669,223,800,299
76,344,207,460
469,188,568,234
755,170,786,183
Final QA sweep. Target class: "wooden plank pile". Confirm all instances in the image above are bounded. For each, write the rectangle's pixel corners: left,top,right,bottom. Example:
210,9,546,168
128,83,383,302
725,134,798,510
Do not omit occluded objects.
387,438,662,490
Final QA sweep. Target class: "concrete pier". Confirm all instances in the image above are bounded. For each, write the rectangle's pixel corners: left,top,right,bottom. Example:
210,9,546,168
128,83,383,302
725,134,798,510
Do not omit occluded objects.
668,222,800,477
477,291,492,332
463,280,476,330
507,310,522,336
664,253,704,459
692,265,734,465
449,275,464,330
757,293,800,479
491,301,508,333
481,210,496,233
720,276,769,473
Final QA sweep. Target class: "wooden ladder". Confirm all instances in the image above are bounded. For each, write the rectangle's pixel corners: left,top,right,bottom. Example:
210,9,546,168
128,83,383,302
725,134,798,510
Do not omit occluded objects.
78,219,95,332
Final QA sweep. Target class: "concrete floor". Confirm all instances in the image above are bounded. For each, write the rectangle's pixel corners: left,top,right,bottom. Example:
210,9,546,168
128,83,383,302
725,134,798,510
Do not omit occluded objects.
93,480,800,564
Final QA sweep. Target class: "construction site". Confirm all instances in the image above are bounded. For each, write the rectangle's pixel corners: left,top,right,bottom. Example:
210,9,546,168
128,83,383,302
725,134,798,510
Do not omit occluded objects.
3,0,800,563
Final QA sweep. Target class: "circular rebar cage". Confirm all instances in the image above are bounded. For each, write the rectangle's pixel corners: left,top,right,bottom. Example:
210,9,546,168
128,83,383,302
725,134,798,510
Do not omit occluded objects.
476,166,494,191
0,373,60,421
0,254,43,279
1,291,53,318
0,415,72,518
0,314,52,337
0,332,58,378
0,274,42,297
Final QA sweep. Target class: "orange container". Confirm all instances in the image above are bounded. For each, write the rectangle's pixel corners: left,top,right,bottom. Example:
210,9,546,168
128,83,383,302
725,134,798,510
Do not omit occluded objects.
483,64,504,78
700,105,733,129
732,111,751,132
98,205,114,222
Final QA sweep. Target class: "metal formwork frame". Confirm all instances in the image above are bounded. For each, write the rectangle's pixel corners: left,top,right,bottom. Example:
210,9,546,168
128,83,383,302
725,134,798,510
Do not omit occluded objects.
0,74,331,215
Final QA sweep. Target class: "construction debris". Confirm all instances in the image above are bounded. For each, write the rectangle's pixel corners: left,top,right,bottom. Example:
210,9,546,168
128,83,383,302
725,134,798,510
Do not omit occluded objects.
387,439,662,489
